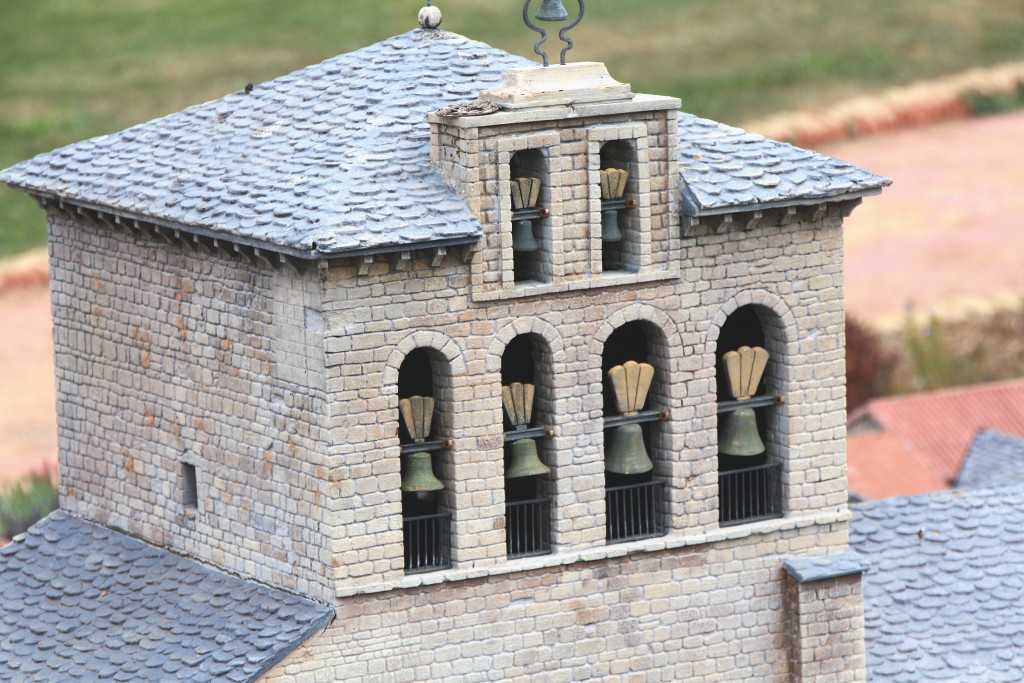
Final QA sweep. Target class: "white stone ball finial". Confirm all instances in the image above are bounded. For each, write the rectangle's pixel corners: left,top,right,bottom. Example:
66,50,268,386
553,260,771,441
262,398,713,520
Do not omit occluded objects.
418,3,442,30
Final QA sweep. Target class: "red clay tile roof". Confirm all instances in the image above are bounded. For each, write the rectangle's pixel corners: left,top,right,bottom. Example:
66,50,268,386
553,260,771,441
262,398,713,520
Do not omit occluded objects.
846,432,949,500
848,377,1024,484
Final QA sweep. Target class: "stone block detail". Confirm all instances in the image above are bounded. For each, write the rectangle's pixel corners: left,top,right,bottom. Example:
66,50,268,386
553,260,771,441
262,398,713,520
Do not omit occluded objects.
785,573,867,682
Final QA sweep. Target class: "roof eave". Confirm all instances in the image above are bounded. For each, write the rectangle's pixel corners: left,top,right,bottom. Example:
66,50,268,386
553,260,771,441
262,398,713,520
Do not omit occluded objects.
684,186,886,218
25,190,481,262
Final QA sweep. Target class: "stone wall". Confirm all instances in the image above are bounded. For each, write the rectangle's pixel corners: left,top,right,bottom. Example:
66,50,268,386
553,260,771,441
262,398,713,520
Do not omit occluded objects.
269,521,850,682
48,209,335,601
785,573,867,681
318,206,848,595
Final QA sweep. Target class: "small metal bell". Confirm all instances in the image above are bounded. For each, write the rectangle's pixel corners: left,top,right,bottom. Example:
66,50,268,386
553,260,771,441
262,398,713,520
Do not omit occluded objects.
401,451,445,493
506,438,551,478
535,0,569,21
605,423,654,475
718,407,765,457
601,206,623,243
512,218,540,252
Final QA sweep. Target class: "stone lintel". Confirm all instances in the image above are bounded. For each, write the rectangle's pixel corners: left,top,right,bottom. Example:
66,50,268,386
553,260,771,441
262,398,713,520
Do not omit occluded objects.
480,62,634,110
427,94,681,129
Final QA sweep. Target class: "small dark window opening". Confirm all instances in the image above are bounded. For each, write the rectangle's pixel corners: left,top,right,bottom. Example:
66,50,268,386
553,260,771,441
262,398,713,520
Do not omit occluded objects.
510,149,551,284
182,463,198,512
502,334,552,558
399,349,451,573
716,305,783,526
602,322,664,543
599,141,639,274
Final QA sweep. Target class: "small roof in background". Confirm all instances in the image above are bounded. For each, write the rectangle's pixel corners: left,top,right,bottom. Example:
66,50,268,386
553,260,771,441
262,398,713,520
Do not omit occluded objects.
0,511,333,682
955,429,1024,489
852,485,1024,682
849,378,1024,483
0,29,888,258
847,431,948,501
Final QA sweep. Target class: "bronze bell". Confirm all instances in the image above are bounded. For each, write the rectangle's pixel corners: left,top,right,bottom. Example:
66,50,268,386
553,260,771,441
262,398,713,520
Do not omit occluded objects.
399,395,444,493
718,408,765,457
401,451,444,493
601,207,623,243
535,0,570,22
605,361,656,475
506,437,551,478
719,346,770,458
503,383,550,478
605,422,653,475
512,218,540,252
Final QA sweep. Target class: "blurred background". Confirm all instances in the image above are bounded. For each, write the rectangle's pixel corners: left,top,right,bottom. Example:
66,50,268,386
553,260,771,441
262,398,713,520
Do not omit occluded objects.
1,0,1023,528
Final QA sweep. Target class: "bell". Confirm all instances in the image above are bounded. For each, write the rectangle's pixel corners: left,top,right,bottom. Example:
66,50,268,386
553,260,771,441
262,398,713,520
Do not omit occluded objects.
512,218,540,252
401,451,444,493
605,423,654,475
506,437,551,479
601,207,623,243
718,407,765,457
535,0,569,22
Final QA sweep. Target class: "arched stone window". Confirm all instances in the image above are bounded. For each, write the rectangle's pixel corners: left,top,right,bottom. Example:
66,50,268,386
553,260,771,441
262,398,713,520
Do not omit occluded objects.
716,305,784,526
398,348,453,573
501,334,553,558
602,321,668,543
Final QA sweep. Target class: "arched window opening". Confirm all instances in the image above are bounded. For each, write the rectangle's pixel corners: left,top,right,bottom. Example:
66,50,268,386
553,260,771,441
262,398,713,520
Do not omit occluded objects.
602,322,666,543
510,149,552,284
599,140,639,273
716,306,783,526
501,334,552,559
398,348,451,573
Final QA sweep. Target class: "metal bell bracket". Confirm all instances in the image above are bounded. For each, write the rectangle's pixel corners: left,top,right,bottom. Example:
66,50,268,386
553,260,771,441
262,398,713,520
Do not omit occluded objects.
717,395,784,413
523,0,585,67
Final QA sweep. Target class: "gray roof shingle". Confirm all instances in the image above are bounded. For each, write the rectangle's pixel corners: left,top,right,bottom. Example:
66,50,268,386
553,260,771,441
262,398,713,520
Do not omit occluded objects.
0,29,889,256
956,429,1024,489
678,113,890,216
0,511,333,682
0,30,527,257
852,486,1024,682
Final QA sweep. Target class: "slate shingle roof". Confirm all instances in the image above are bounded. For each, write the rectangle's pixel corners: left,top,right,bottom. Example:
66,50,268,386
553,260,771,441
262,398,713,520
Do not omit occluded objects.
955,429,1024,489
0,29,888,257
852,487,1024,682
0,511,333,682
677,113,890,216
0,31,528,257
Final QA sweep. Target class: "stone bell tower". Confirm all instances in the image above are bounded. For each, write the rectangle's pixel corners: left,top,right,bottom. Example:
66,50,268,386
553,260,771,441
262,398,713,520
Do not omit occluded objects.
0,1,888,679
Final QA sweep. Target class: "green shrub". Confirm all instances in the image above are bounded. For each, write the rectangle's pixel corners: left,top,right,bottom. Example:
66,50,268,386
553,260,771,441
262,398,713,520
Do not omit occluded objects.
0,471,58,539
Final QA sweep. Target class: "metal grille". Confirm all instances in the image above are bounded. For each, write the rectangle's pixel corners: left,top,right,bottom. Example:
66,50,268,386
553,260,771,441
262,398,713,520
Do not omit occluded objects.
719,462,783,526
403,511,452,574
506,497,551,559
606,479,665,543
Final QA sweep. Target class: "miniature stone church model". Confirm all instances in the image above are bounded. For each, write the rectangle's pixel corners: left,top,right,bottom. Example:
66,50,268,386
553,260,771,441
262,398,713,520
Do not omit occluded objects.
0,3,888,680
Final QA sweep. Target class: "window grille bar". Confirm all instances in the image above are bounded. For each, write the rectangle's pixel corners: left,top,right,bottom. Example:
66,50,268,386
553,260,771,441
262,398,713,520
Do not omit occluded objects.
606,480,665,543
403,511,452,574
719,462,783,526
506,497,552,559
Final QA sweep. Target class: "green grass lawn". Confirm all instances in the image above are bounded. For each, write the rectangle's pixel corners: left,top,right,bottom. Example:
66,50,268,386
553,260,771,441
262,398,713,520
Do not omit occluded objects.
2,0,1024,257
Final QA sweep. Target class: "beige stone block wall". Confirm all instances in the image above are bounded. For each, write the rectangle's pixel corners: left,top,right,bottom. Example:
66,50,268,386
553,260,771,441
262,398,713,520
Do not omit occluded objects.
785,574,867,682
267,523,847,682
320,212,848,595
48,210,336,601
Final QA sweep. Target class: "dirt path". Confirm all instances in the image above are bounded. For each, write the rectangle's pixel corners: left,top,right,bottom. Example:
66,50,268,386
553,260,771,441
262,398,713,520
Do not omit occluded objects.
824,108,1024,329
